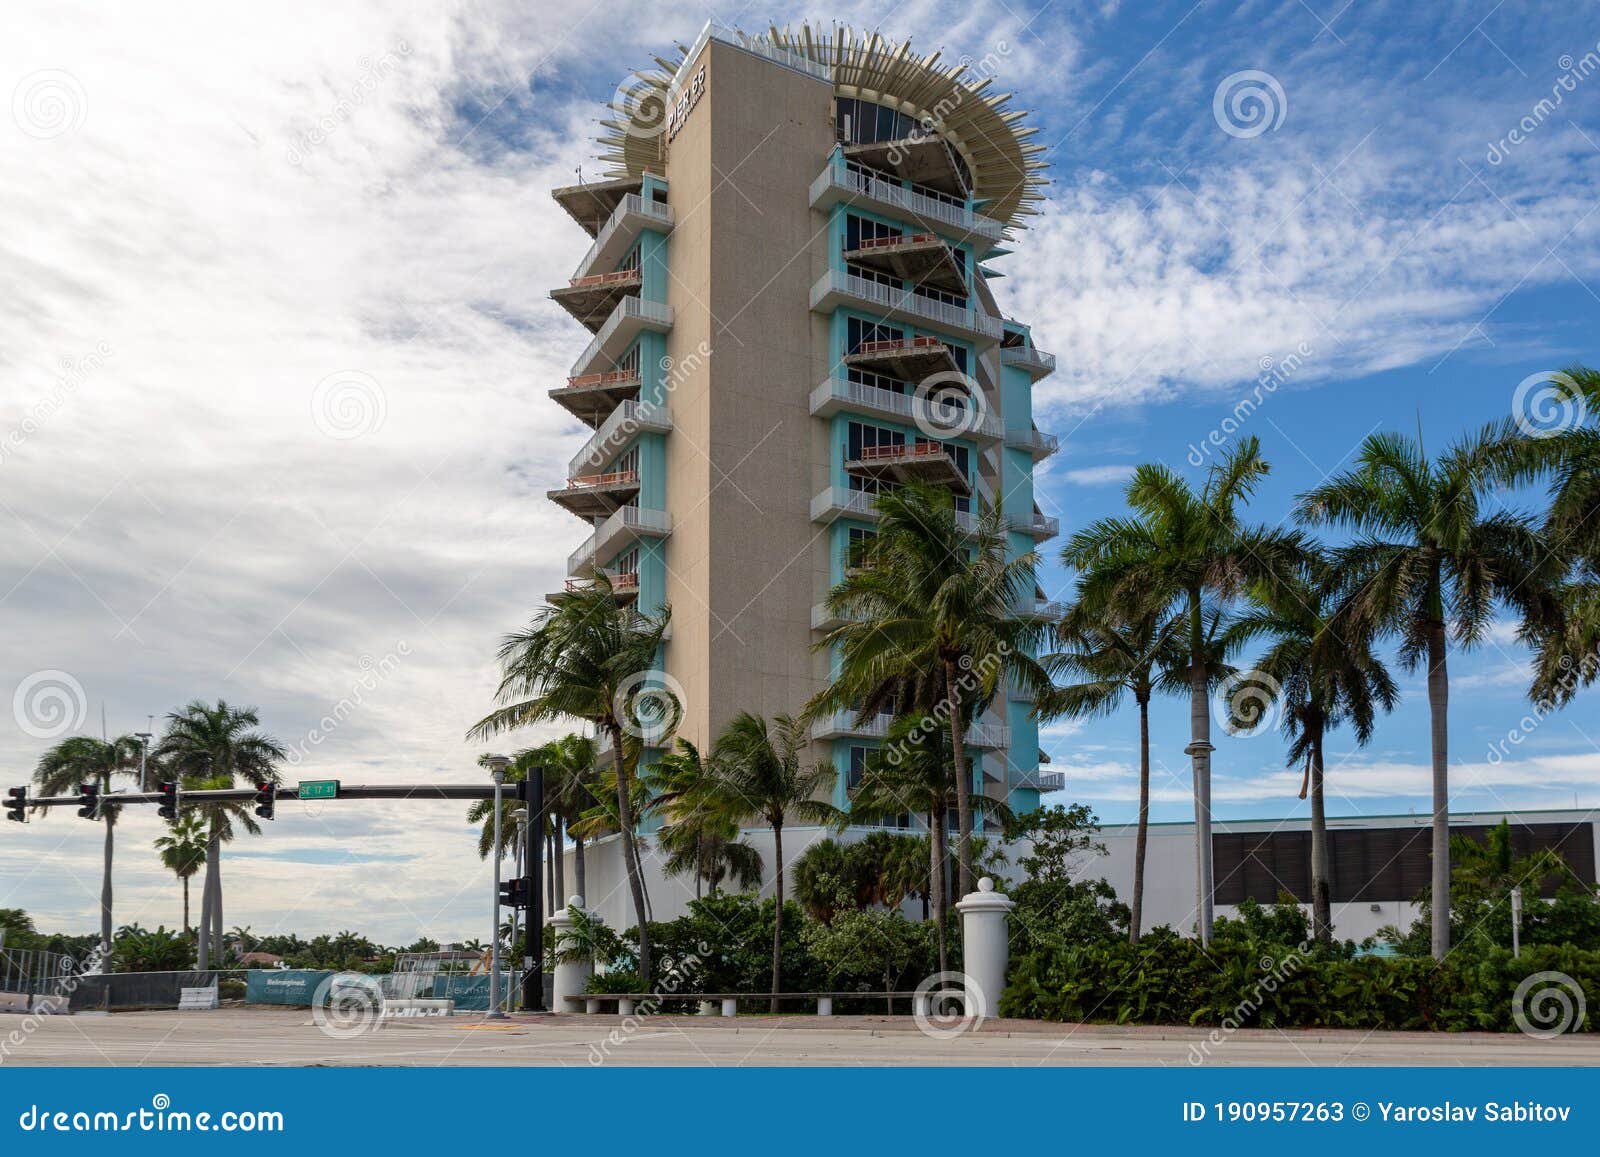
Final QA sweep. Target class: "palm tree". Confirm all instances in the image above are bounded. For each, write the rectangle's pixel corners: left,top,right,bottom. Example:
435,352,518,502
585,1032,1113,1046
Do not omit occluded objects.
153,811,207,935
1297,429,1561,959
31,734,143,956
712,712,841,1011
649,739,762,898
1063,437,1306,944
1038,605,1184,943
812,482,1048,896
542,734,603,904
847,714,1012,972
154,700,285,969
469,579,671,982
1236,558,1399,943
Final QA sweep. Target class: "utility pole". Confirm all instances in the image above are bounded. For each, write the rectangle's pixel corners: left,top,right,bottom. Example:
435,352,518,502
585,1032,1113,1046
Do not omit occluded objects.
135,730,153,792
486,756,509,1020
522,764,546,1012
1511,885,1523,958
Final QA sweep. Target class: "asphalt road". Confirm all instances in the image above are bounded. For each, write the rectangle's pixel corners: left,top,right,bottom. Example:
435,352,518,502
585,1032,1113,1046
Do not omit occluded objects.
2,1009,1596,1066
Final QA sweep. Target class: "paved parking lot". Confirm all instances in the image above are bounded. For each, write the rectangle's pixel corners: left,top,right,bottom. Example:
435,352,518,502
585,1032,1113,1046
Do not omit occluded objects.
3,1008,1597,1066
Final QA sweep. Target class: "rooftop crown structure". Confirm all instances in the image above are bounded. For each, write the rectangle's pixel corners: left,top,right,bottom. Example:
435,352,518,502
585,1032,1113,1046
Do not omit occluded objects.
547,22,1061,916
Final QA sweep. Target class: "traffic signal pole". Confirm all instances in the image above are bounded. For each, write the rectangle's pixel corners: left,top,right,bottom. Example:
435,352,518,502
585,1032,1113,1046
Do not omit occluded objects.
522,764,546,1012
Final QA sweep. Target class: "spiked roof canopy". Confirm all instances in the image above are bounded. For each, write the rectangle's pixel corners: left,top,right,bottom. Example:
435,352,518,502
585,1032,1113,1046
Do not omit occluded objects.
594,23,1047,231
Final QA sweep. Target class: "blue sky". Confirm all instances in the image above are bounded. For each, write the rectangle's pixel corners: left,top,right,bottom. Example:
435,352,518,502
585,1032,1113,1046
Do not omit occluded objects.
1,0,1596,940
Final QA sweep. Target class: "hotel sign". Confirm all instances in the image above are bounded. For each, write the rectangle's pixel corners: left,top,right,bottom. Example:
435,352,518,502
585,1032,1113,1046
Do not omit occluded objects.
666,66,706,143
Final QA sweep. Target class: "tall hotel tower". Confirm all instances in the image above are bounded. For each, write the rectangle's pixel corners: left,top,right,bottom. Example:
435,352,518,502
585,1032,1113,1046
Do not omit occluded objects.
547,23,1061,876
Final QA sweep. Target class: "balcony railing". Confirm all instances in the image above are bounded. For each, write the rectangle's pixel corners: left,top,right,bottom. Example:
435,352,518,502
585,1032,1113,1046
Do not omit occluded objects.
568,400,672,475
564,268,641,290
853,231,939,251
572,193,674,282
1013,770,1066,793
1008,511,1060,540
567,505,672,575
809,156,1006,243
1005,427,1060,459
564,468,638,491
809,711,894,741
811,270,1003,341
1001,345,1057,378
811,487,979,533
570,297,674,379
810,378,1003,440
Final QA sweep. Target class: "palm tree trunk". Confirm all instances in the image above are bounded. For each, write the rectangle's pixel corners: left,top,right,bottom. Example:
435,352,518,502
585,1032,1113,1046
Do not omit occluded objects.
1186,592,1215,946
1309,723,1332,945
1131,694,1152,945
181,876,190,936
198,832,218,970
99,811,114,958
1427,619,1451,960
545,827,556,912
944,659,975,897
574,836,586,900
770,820,784,1014
553,817,566,909
609,725,652,984
930,810,948,975
212,846,224,965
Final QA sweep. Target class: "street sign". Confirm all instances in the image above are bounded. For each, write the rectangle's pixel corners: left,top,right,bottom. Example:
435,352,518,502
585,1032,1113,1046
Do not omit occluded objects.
297,780,339,800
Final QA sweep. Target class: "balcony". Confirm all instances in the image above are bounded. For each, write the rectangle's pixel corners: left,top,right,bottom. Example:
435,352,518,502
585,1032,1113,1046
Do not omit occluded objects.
841,335,959,381
1016,597,1068,622
811,270,1002,343
844,136,968,197
1013,770,1066,793
843,233,966,294
1005,426,1060,462
552,175,646,236
568,400,672,476
548,468,641,518
810,711,894,742
1008,509,1060,541
567,505,671,577
549,369,642,427
810,155,1006,244
551,268,643,332
811,486,981,534
570,297,673,380
571,194,674,283
844,441,970,494
552,570,640,604
964,718,1010,749
810,378,1002,442
1001,344,1056,380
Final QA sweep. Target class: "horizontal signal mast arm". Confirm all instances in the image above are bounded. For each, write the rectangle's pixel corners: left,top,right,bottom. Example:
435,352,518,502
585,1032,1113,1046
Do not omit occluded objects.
14,783,508,808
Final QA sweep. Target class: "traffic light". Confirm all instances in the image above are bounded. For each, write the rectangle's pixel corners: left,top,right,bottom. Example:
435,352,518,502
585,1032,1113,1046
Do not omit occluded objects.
76,782,100,820
157,781,179,821
253,781,276,821
4,787,26,823
498,877,529,910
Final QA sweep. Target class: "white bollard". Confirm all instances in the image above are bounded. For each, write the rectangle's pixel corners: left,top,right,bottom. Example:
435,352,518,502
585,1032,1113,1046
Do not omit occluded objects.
697,1000,717,1016
817,996,833,1017
618,998,635,1016
585,998,601,1015
955,877,1015,1022
720,998,738,1018
546,895,597,1014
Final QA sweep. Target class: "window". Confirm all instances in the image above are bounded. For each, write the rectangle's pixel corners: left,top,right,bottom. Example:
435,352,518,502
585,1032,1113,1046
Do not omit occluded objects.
613,344,641,374
845,527,876,570
845,214,899,251
847,745,871,791
612,546,639,575
616,242,641,274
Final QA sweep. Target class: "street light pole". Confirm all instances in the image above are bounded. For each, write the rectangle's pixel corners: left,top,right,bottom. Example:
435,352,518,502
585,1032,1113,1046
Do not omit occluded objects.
486,755,509,1020
509,806,527,1010
135,731,153,792
522,763,546,1011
